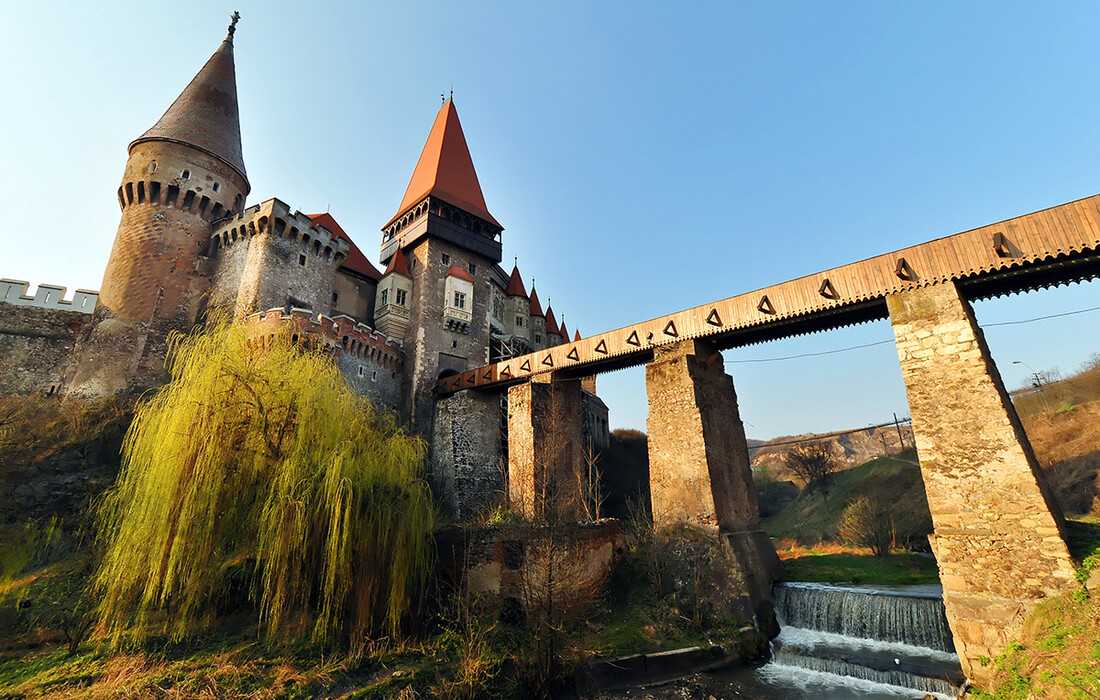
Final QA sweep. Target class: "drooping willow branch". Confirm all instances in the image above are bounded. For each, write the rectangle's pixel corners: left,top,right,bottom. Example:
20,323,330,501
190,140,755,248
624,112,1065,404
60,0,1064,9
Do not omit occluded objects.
94,315,433,647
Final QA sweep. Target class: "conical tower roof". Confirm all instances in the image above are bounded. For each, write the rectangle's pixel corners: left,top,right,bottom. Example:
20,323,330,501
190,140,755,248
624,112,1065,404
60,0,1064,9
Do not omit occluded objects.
386,98,499,228
506,264,528,298
130,20,248,182
384,247,412,278
528,287,544,317
545,306,559,335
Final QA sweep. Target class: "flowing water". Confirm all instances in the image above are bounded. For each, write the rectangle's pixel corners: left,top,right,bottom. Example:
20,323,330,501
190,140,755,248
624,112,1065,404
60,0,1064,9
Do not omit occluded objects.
607,582,967,699
709,582,967,699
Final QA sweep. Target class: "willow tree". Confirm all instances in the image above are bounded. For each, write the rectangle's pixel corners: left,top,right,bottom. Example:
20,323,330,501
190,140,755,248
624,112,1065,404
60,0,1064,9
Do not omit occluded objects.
94,317,433,647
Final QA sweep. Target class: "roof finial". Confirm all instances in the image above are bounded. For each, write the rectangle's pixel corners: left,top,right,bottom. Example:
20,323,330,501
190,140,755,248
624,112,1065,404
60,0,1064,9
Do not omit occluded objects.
441,92,445,104
227,10,240,40
514,255,518,268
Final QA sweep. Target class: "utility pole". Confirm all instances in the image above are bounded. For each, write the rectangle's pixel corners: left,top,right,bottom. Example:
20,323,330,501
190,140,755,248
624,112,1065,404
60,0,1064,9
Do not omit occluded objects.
1013,361,1050,410
893,412,906,451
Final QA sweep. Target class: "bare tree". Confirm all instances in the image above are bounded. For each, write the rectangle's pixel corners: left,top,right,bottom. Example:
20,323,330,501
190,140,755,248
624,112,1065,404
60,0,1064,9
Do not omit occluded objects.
782,442,840,499
839,494,895,557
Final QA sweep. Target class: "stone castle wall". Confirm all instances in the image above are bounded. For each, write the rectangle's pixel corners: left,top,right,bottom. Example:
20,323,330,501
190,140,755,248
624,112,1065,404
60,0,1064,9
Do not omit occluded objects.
211,200,350,318
245,308,403,410
0,292,93,395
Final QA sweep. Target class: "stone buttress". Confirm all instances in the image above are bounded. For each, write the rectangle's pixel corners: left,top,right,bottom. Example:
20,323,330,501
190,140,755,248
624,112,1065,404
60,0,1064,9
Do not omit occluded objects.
888,280,1078,683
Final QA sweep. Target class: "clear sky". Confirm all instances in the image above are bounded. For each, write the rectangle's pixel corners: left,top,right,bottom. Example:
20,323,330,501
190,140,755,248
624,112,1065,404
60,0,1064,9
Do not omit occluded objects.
3,2,1099,440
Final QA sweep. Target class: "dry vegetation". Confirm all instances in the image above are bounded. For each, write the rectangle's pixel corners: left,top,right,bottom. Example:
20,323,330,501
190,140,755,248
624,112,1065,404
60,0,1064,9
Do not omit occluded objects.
1017,357,1100,518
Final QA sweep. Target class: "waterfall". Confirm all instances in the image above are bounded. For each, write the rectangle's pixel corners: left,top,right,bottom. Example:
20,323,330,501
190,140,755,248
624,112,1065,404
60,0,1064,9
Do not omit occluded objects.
765,582,966,699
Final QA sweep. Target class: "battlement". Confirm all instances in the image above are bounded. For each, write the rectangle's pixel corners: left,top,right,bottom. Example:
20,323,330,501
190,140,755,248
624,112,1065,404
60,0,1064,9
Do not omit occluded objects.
0,279,98,314
212,198,350,265
244,307,403,371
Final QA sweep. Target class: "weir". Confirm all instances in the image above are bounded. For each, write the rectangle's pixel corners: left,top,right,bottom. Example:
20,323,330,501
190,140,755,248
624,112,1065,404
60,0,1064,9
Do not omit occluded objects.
768,583,966,698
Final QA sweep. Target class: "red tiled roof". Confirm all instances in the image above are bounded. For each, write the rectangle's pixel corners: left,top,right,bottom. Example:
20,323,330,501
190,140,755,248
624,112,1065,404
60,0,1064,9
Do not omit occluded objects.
384,247,411,278
559,319,569,341
308,213,381,281
545,306,559,335
446,265,474,283
528,287,544,317
505,265,527,297
574,329,581,342
131,34,248,181
385,99,500,229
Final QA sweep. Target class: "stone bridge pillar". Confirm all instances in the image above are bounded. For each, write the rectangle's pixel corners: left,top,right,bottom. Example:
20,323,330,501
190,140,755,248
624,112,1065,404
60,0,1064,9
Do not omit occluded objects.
645,338,781,604
507,374,587,520
888,280,1077,683
432,389,504,520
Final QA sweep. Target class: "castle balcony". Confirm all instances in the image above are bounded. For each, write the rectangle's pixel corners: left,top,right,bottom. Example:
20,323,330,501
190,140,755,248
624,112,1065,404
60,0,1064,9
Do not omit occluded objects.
443,305,472,334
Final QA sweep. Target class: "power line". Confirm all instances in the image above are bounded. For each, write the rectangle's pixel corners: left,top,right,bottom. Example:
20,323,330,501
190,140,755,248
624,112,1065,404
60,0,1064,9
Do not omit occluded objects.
725,304,1100,365
984,304,1100,327
725,339,894,364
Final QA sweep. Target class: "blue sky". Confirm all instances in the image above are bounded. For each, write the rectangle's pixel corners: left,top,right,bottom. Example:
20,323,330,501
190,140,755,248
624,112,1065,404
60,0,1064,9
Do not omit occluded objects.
3,2,1099,439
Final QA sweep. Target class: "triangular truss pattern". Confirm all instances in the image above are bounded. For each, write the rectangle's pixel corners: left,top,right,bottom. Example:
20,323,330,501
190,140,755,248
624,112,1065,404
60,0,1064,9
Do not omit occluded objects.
542,353,554,366
465,374,475,385
626,330,640,346
663,320,678,337
895,257,917,281
819,279,839,299
482,369,492,380
500,365,511,378
567,347,580,361
706,309,722,326
595,340,608,354
520,359,531,372
757,295,775,314
993,232,1013,258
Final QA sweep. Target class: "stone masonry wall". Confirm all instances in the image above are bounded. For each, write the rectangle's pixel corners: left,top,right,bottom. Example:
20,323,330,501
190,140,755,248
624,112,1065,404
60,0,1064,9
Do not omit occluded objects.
645,339,760,531
432,389,504,519
0,303,89,395
507,377,586,520
887,280,1078,683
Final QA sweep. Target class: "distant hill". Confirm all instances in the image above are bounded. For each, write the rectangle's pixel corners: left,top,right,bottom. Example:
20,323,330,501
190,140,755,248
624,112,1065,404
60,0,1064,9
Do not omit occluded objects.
749,423,913,484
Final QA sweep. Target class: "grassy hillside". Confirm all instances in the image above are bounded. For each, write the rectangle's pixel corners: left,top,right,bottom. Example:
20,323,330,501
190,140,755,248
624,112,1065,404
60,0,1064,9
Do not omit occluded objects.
761,453,932,548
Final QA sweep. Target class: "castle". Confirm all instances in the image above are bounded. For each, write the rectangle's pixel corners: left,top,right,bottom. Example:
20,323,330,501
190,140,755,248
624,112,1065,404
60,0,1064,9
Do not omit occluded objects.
0,19,608,514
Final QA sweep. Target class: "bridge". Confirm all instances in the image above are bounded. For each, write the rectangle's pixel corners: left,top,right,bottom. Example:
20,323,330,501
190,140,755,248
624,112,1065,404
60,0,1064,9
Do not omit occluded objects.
431,192,1100,684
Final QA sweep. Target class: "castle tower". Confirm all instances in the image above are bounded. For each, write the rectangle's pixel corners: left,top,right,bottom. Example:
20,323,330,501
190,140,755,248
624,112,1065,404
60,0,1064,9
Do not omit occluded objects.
71,17,250,395
381,97,503,432
505,264,530,342
528,286,547,349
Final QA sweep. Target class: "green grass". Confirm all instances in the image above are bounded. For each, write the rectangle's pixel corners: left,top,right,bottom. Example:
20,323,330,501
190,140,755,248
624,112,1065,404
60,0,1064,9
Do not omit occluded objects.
762,455,932,546
781,552,940,585
969,593,1100,699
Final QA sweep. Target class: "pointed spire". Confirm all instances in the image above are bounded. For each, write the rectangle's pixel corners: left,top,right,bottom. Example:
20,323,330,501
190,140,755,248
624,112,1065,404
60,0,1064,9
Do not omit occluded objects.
559,318,569,342
574,329,581,342
545,305,559,335
505,264,528,298
528,286,544,317
130,21,248,182
386,98,499,228
384,247,411,278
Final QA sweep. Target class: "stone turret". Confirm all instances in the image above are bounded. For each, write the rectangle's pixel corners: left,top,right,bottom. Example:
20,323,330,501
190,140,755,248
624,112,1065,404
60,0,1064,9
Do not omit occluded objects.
70,17,250,395
505,264,529,341
529,286,547,349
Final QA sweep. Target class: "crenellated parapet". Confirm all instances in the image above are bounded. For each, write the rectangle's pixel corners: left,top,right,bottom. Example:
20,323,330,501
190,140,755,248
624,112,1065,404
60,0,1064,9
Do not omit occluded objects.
0,279,98,314
212,198,350,265
244,307,403,372
211,199,352,318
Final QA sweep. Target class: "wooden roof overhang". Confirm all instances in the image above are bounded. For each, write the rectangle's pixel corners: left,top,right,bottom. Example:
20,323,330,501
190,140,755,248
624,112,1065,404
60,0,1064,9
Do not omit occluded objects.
437,193,1100,396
